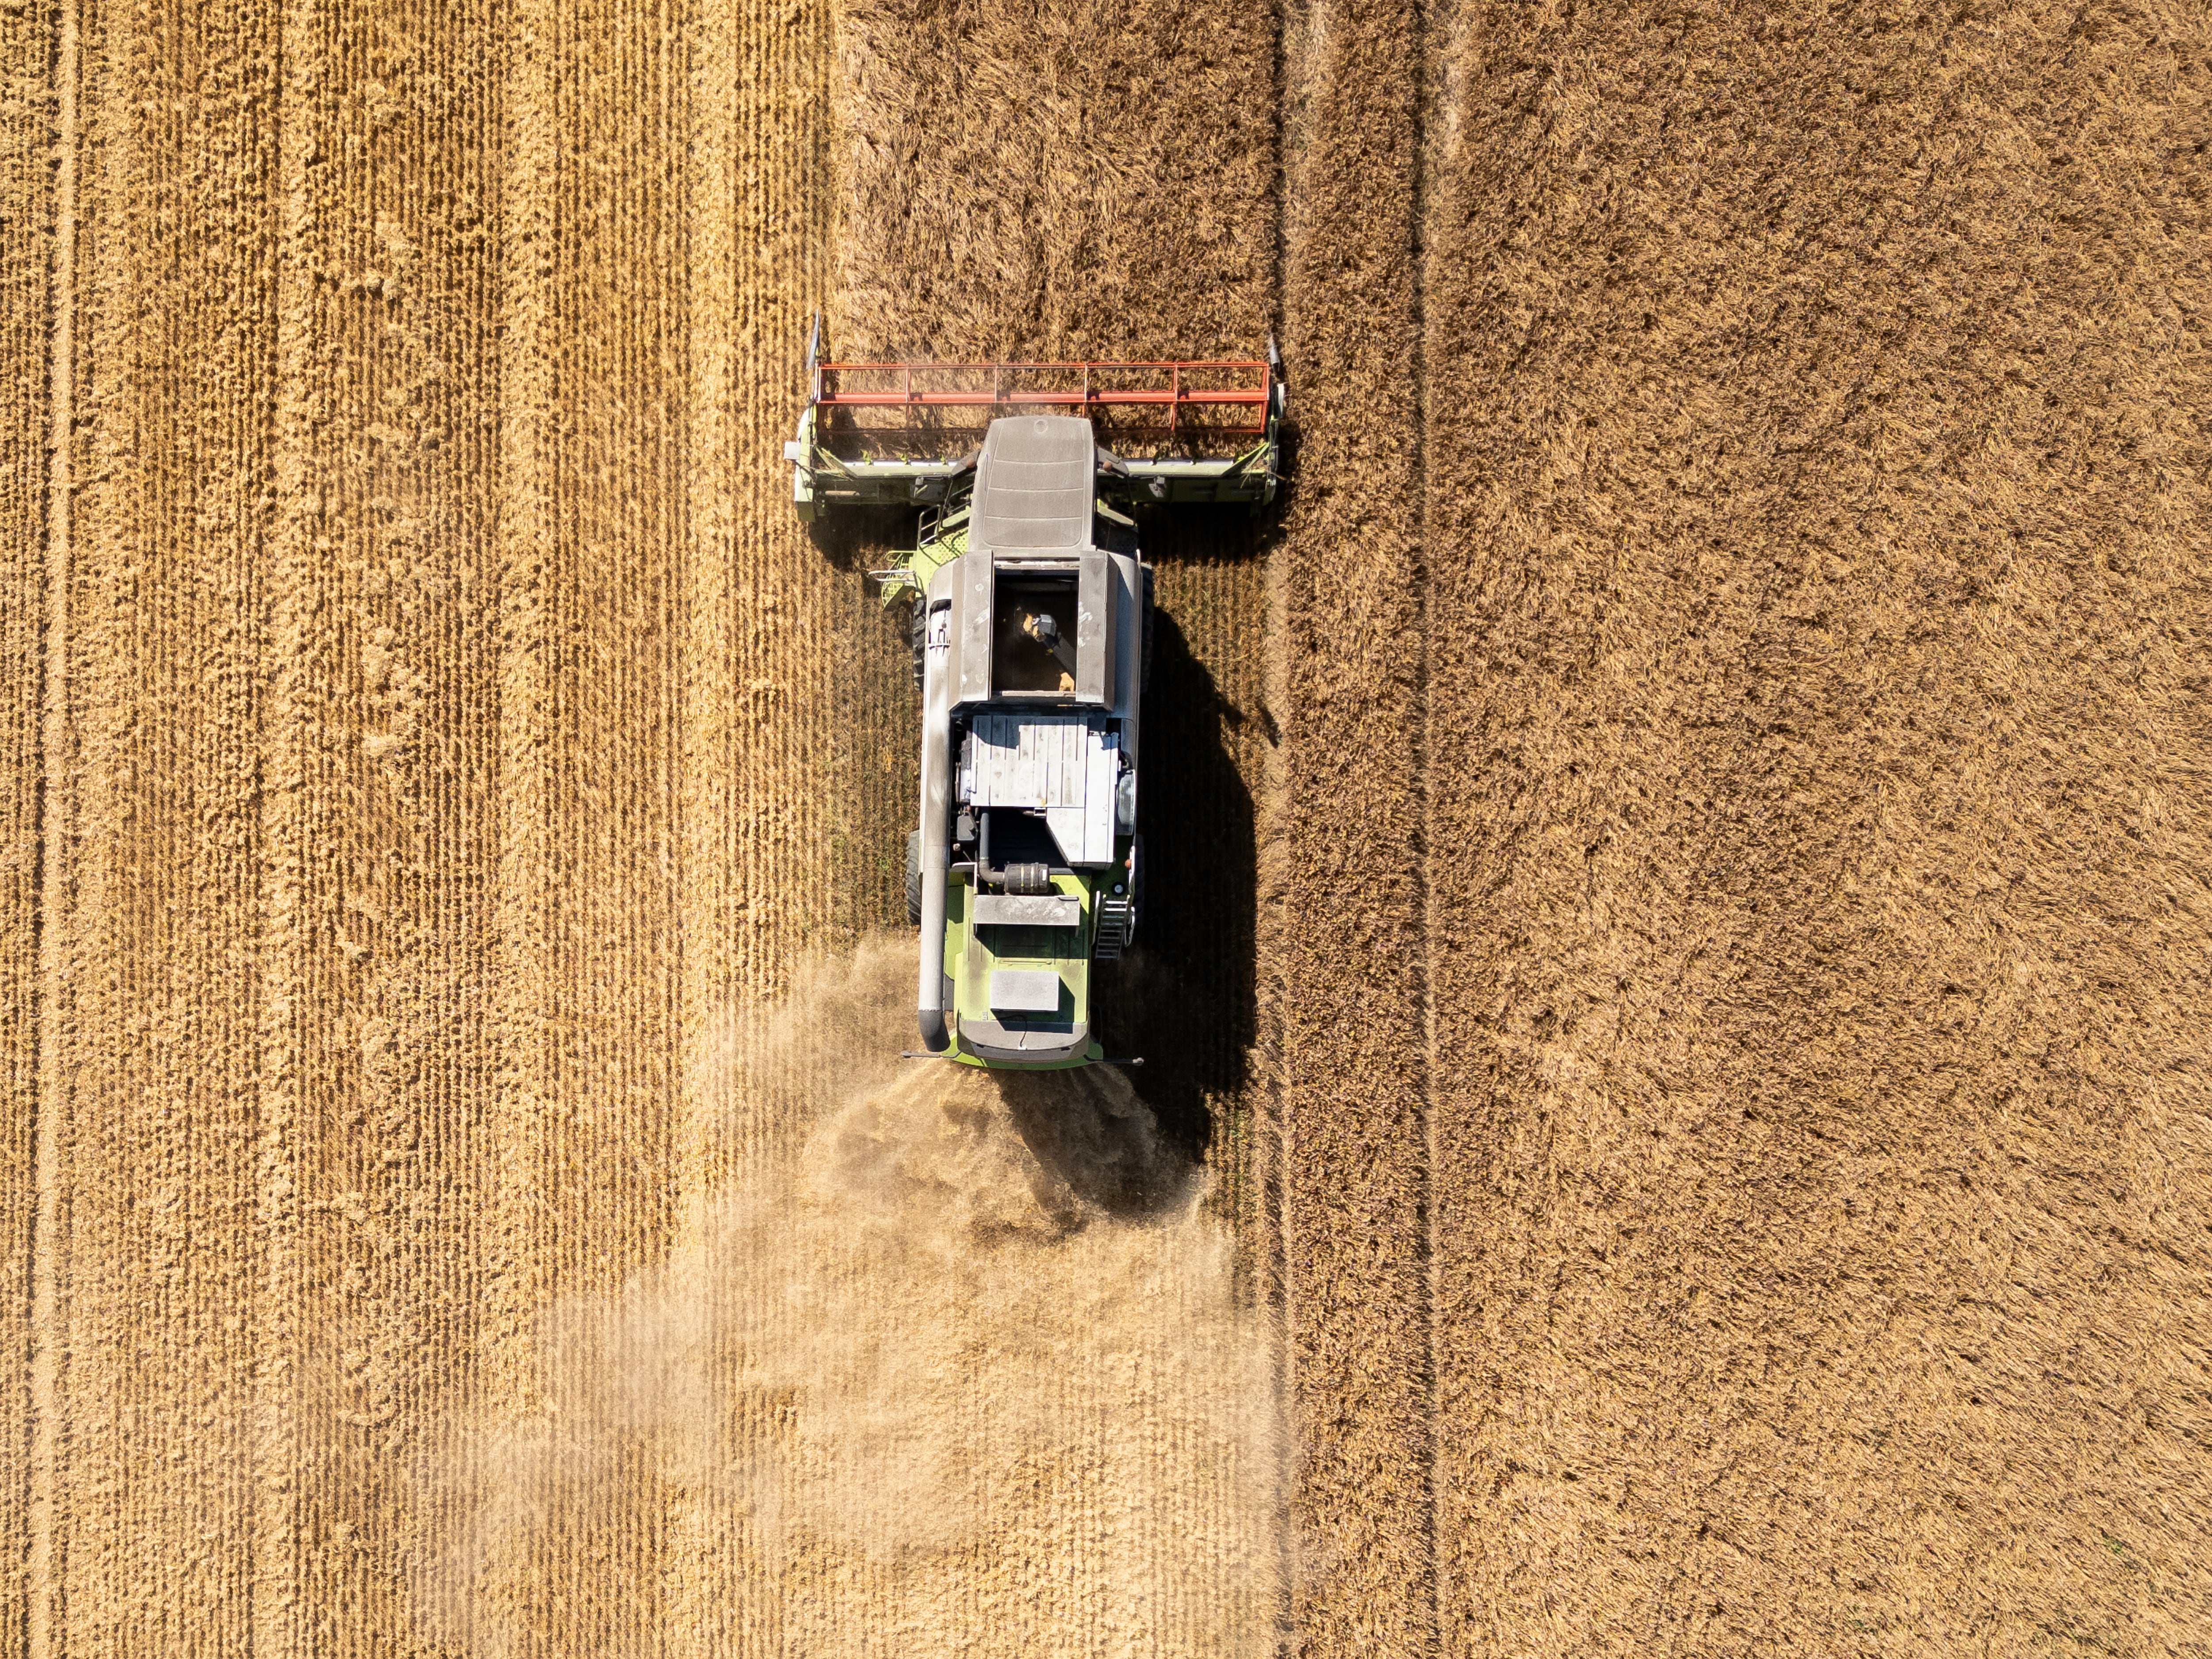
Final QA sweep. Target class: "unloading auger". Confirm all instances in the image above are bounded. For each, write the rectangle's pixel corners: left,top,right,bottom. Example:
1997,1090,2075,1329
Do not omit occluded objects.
785,321,1287,1068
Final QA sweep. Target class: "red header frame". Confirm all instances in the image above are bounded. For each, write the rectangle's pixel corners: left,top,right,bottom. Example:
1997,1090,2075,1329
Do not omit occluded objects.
812,359,1273,445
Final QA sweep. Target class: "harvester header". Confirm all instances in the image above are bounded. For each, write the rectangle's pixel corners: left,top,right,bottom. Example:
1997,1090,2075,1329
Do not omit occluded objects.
785,321,1286,519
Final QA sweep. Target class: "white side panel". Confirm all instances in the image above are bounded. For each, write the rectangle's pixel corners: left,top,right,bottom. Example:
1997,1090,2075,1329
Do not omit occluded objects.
1075,553,1115,703
973,894,1082,927
1085,727,1119,860
956,555,994,704
1044,807,1088,865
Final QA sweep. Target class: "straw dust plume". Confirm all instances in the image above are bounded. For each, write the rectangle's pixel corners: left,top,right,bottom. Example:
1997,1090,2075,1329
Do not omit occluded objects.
415,942,1283,1655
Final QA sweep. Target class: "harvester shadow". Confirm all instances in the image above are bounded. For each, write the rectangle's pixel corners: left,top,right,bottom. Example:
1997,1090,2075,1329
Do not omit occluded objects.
807,504,911,570
1090,602,1257,1169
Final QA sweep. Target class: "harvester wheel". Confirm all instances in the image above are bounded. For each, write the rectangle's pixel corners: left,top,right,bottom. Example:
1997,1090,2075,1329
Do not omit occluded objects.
1094,835,1144,961
905,829,922,924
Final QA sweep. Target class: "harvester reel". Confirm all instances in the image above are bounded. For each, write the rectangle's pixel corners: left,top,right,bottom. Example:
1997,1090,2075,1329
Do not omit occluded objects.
788,351,1284,522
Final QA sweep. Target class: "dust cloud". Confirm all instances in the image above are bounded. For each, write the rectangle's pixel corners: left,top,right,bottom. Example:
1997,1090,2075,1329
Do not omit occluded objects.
414,942,1284,1655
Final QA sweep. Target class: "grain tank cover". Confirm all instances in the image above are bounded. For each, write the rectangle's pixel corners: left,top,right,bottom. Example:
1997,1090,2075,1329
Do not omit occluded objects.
972,416,1096,556
960,712,1121,865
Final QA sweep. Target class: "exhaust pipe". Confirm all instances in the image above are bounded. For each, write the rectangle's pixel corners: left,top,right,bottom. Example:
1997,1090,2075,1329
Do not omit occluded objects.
915,598,952,1051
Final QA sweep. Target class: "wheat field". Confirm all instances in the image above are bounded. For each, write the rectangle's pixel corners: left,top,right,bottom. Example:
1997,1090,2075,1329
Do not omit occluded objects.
3,0,2208,1653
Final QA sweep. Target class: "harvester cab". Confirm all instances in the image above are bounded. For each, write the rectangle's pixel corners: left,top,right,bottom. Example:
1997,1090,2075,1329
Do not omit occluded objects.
784,323,1286,1068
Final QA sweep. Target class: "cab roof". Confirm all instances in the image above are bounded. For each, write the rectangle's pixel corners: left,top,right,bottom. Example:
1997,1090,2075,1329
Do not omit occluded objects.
971,415,1096,557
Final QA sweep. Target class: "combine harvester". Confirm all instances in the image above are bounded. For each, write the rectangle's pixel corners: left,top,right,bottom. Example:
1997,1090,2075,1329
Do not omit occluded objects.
786,322,1286,1067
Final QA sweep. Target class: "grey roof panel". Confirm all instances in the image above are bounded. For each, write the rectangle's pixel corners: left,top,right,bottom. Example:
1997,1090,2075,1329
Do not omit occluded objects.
973,893,1082,927
989,968,1063,1014
972,415,1095,554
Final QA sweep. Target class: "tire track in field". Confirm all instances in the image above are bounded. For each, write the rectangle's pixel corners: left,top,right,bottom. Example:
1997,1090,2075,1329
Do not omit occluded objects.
10,0,61,1651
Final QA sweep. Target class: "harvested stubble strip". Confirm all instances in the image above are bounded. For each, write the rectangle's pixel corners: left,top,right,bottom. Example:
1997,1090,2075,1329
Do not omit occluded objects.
38,0,292,1646
1,2,58,1650
15,0,835,1652
1420,1,2212,1652
262,0,521,1647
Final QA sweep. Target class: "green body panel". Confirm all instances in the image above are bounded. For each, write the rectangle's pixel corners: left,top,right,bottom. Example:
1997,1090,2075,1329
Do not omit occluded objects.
939,868,1108,1069
876,507,970,609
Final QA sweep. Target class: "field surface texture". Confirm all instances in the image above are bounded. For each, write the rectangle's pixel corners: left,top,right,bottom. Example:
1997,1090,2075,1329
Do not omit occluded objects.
4,0,2209,1654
